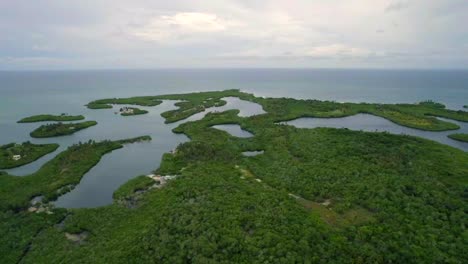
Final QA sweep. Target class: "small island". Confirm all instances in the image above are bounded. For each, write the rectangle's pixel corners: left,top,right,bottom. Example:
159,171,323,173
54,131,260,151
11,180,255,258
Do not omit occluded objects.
18,114,85,123
448,133,468,143
0,142,59,169
30,121,97,138
118,107,148,116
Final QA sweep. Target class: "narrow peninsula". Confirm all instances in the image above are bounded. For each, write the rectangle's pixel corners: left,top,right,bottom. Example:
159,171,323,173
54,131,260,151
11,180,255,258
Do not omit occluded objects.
448,133,468,143
0,142,59,169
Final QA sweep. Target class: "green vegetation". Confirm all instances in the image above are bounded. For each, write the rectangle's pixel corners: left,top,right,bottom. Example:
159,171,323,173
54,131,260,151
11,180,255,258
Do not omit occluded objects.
1,90,467,263
0,209,67,263
252,95,466,131
30,121,97,138
418,100,445,109
156,90,238,123
0,136,150,211
113,175,155,201
86,103,112,109
86,97,163,109
18,114,85,123
117,135,152,144
0,142,59,169
90,90,245,123
119,107,148,116
448,133,468,143
0,136,150,261
90,89,468,130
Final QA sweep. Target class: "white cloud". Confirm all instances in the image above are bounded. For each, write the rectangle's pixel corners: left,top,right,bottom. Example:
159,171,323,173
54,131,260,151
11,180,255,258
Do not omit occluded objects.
131,12,235,42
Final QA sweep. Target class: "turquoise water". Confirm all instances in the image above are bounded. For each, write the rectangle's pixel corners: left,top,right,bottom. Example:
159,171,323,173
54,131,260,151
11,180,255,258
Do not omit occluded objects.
1,69,467,207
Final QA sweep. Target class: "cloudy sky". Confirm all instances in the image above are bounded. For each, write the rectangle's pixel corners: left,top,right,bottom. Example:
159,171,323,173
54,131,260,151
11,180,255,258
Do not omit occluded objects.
1,0,467,70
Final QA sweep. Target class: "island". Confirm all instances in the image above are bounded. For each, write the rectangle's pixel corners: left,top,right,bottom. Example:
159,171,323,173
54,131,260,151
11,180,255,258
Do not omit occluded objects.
86,96,163,109
1,90,467,263
0,142,59,169
30,121,97,138
448,133,468,142
18,114,85,123
118,107,148,116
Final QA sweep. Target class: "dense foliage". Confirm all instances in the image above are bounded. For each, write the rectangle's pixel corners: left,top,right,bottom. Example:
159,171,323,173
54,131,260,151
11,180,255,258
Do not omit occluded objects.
0,137,150,262
0,136,150,210
18,114,85,123
1,90,467,263
0,142,59,169
91,89,468,130
120,107,149,116
86,97,163,109
30,121,97,138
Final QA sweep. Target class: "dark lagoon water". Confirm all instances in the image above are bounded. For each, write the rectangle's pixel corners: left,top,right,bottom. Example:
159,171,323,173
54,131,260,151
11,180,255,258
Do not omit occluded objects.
1,69,467,208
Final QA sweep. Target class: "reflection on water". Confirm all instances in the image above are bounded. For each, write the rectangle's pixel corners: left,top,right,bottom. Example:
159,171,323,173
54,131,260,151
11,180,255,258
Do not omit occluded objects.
212,124,254,138
282,114,468,152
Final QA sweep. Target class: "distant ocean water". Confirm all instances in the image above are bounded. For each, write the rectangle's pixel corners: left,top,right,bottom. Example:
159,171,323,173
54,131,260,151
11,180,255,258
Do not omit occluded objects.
1,69,467,208
1,69,468,112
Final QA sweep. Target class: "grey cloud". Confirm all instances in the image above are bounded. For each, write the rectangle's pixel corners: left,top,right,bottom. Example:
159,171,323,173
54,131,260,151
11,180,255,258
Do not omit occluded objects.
385,1,410,12
0,0,467,70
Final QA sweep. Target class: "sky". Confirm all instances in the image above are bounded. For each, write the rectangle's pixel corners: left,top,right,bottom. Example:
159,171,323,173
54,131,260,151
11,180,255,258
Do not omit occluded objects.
0,0,467,70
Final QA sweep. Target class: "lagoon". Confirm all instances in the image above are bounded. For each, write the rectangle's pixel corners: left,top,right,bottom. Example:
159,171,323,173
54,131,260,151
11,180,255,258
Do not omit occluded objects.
281,114,468,152
1,69,468,208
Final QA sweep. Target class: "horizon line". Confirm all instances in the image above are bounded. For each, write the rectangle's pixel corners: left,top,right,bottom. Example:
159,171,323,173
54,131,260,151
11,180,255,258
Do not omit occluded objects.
1,67,468,72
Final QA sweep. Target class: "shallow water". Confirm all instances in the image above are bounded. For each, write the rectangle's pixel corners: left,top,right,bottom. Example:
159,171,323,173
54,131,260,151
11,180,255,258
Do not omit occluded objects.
242,151,264,156
282,114,468,152
212,124,254,138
